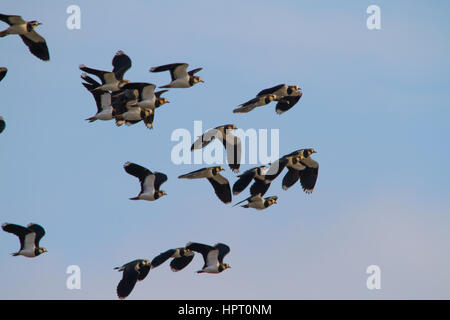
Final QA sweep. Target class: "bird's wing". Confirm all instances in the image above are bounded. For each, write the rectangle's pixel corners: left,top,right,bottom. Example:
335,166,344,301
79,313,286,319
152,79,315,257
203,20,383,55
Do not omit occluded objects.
155,90,168,98
232,169,256,195
185,242,215,267
0,67,7,82
82,82,103,112
19,31,50,61
151,249,176,268
256,84,286,97
137,265,151,281
112,51,132,80
141,84,156,100
81,73,101,87
299,158,319,193
117,263,139,299
250,179,271,197
178,167,209,179
26,223,45,247
2,223,31,250
275,94,302,115
264,157,289,182
233,97,260,113
214,243,230,263
208,174,232,204
123,162,153,183
0,117,6,134
79,65,108,83
150,63,188,81
282,167,300,190
190,128,220,151
223,132,241,173
188,67,202,76
153,172,168,191
0,14,25,26
170,255,195,272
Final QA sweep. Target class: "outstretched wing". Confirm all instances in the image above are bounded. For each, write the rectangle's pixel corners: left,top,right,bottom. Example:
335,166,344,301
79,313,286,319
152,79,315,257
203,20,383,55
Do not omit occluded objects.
275,94,302,114
191,128,220,151
232,169,256,195
0,14,26,26
223,132,241,173
112,50,132,80
26,223,46,247
256,84,285,97
170,255,195,272
19,31,50,61
208,174,232,204
214,243,230,263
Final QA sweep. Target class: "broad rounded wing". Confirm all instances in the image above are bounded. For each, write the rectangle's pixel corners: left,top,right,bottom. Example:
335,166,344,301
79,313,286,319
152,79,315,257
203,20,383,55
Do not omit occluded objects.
123,162,153,183
250,179,270,197
20,31,50,61
170,255,195,272
117,264,139,299
208,174,232,204
256,84,286,97
223,133,241,173
299,158,319,193
282,168,300,190
151,249,176,268
0,67,7,82
190,128,220,151
153,172,168,191
150,63,188,81
26,223,46,247
275,94,302,114
0,117,5,134
0,14,25,26
232,169,256,195
186,242,214,266
112,51,132,80
2,223,30,250
137,265,150,281
264,158,289,182
214,243,230,263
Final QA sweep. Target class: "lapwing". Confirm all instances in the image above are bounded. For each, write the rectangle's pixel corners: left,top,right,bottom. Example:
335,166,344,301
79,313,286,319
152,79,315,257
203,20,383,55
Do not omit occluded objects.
151,248,195,272
114,259,150,299
233,195,278,210
0,14,49,61
150,63,203,88
232,166,267,195
233,94,278,114
186,242,231,274
0,67,7,82
191,124,241,173
178,166,232,204
282,148,319,193
79,64,130,92
256,84,302,114
2,223,47,257
123,162,168,201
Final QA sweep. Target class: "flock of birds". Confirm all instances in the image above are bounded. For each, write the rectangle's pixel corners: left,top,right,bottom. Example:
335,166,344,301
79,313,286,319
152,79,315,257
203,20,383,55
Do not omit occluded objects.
0,13,319,299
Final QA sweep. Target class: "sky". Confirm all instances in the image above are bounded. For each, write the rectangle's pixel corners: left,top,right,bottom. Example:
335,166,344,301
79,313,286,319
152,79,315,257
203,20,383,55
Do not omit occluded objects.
0,0,449,299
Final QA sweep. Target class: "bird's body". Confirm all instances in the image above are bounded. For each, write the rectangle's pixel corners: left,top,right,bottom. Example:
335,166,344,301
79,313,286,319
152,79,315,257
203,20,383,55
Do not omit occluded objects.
282,149,319,193
179,166,232,204
114,259,150,299
2,223,47,258
123,162,167,201
186,242,231,274
150,63,204,88
0,14,50,61
256,84,302,114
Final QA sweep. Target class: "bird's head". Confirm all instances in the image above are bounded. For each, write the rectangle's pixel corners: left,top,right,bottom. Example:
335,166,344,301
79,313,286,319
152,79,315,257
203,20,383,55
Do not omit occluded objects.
223,263,231,270
303,148,317,157
193,76,204,84
268,94,278,101
213,166,225,174
38,247,47,255
141,260,151,266
157,190,167,198
157,97,169,107
30,21,42,29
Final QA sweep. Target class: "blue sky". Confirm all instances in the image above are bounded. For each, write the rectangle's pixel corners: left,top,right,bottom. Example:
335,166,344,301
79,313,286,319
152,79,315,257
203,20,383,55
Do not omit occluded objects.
0,0,449,299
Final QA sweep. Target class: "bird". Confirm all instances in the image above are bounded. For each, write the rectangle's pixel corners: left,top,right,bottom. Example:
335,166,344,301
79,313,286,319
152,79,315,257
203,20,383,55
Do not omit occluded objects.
111,50,132,81
178,166,232,204
114,259,150,299
0,14,49,61
79,64,130,92
120,82,169,110
112,89,155,129
2,223,47,257
191,124,241,173
123,162,168,201
233,195,278,210
282,148,319,193
151,248,195,272
233,94,278,114
81,81,114,122
186,242,231,274
0,67,7,82
256,84,302,114
0,116,5,134
232,166,267,195
150,63,203,88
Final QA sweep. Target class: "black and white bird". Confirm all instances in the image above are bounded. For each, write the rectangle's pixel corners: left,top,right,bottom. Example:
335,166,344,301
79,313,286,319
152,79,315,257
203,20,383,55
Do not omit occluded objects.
120,82,169,111
282,148,319,193
82,81,114,122
233,195,278,210
79,64,130,92
151,248,195,272
150,63,204,88
233,94,278,114
186,242,231,274
112,89,154,129
2,223,47,257
232,166,267,195
114,259,151,299
178,166,232,204
0,14,49,61
0,116,5,134
0,67,7,82
191,124,241,173
123,162,168,201
256,84,302,114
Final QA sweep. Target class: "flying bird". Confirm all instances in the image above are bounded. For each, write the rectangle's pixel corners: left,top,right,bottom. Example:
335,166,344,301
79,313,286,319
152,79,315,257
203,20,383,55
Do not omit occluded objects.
2,223,47,257
112,89,155,129
256,84,302,114
232,166,267,195
150,63,203,88
111,50,132,81
81,81,114,122
114,259,150,299
178,166,232,204
0,14,50,61
191,124,241,173
0,67,7,82
0,116,5,134
123,162,168,201
282,148,319,193
186,242,231,274
233,94,278,114
151,248,195,272
79,64,130,92
233,195,278,210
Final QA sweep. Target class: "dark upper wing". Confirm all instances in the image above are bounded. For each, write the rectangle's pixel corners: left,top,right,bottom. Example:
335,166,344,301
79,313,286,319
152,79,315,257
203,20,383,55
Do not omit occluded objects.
155,90,168,98
19,31,50,61
214,243,230,263
264,157,289,182
256,84,285,97
282,167,300,191
188,67,202,76
275,94,302,115
299,158,319,193
250,179,271,197
0,67,7,82
151,249,176,268
79,65,108,83
170,255,195,272
112,51,132,80
117,263,139,299
26,223,45,247
123,162,152,183
137,265,150,281
153,172,168,191
1,223,31,250
81,73,101,87
150,63,187,81
82,82,102,112
208,174,232,204
0,14,25,26
232,169,256,195
222,132,241,173
190,128,219,151
186,242,214,265
0,118,5,134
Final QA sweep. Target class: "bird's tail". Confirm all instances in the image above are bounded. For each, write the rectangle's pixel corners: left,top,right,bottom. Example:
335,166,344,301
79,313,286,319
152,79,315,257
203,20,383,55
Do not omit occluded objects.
0,30,8,38
196,270,205,274
159,84,171,89
11,252,19,256
85,116,97,122
129,196,140,200
241,204,249,208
